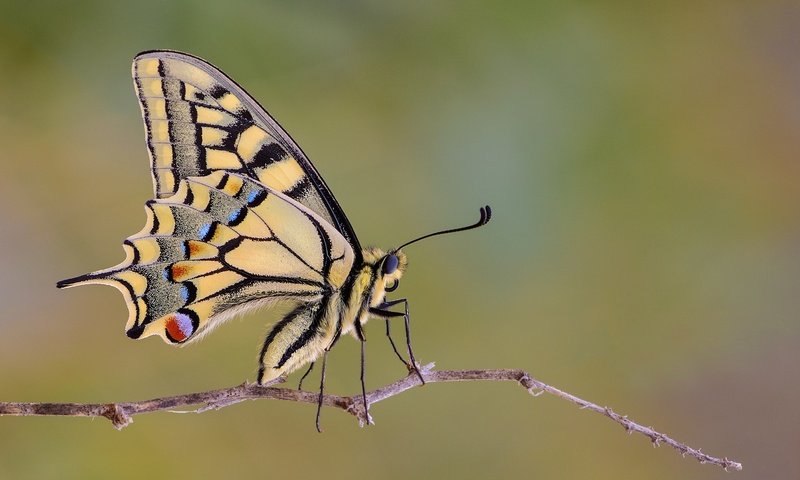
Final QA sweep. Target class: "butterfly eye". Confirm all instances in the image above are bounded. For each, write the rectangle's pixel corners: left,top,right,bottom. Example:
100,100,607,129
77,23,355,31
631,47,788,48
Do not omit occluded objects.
385,279,399,292
383,254,399,275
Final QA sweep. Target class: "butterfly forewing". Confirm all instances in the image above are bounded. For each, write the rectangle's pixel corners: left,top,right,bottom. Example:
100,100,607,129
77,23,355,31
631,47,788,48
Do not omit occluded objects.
132,51,361,253
59,172,355,345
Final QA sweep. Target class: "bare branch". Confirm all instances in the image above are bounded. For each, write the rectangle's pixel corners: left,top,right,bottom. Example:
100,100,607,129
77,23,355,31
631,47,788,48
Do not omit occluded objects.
0,362,742,472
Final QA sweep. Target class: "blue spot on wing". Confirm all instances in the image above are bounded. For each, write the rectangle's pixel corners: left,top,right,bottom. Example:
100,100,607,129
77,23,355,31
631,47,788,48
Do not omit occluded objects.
227,206,246,226
179,282,196,304
247,189,267,206
174,312,194,336
199,223,211,240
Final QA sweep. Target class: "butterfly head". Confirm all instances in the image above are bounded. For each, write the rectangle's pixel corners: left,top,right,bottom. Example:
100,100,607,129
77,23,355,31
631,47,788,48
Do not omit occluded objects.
363,247,408,294
381,249,408,293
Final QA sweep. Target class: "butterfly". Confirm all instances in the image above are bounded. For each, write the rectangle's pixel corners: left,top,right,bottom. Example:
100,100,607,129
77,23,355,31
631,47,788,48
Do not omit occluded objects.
58,50,491,429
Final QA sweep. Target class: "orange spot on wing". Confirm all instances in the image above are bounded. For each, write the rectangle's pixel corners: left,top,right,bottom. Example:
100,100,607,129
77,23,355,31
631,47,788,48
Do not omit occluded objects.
171,264,191,281
186,241,216,260
189,241,203,256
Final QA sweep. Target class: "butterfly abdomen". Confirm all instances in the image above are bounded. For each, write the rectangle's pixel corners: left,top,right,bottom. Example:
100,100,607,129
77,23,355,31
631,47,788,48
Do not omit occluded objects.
257,295,342,383
256,259,388,383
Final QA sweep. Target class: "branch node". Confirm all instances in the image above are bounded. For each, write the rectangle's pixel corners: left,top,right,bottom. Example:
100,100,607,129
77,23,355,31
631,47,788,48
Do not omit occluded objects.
103,404,131,430
343,399,359,417
517,373,544,396
652,436,662,447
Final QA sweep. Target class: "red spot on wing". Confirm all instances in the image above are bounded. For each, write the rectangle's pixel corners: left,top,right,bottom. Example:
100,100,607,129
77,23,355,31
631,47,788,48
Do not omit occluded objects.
165,316,188,342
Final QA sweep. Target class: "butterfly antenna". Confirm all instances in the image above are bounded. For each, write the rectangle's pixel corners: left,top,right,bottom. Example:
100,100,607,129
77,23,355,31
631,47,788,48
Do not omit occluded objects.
395,205,492,252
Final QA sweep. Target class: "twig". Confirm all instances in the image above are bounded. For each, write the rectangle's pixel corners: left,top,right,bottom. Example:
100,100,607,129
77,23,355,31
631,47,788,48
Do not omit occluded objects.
0,362,741,471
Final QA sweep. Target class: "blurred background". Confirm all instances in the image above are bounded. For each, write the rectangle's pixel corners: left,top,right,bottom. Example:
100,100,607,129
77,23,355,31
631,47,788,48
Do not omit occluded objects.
0,1,797,478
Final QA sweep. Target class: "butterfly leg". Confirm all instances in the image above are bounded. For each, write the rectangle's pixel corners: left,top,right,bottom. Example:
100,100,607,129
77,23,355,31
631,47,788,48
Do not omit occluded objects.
384,316,409,366
297,362,315,391
316,350,328,433
370,298,425,384
399,299,425,385
353,320,370,425
360,337,370,425
314,321,343,432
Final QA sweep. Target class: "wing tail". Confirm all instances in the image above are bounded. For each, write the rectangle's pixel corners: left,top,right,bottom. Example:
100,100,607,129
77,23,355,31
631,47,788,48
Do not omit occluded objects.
57,272,110,289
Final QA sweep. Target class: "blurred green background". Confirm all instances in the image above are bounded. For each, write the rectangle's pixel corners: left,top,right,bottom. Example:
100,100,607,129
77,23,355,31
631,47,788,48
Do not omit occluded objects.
0,1,797,478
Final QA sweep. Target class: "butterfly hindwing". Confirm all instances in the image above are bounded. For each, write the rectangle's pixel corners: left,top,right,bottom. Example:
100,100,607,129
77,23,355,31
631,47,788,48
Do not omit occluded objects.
58,172,355,344
132,50,361,254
